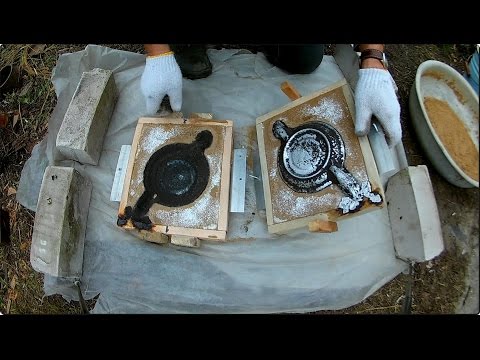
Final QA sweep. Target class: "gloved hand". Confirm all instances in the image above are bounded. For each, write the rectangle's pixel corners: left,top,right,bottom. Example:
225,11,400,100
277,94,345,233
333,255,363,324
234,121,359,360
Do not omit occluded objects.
140,53,183,114
354,68,401,147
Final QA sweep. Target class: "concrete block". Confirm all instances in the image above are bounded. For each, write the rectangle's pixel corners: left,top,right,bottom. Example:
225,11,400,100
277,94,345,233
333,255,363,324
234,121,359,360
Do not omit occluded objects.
30,166,92,278
139,230,170,244
386,165,444,262
170,235,200,248
56,68,118,165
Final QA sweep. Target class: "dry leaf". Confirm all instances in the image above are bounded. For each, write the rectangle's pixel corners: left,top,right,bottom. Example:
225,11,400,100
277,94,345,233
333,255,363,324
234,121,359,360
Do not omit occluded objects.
10,274,17,289
12,114,19,128
29,44,46,56
8,187,16,196
21,49,36,76
0,113,8,128
7,288,18,301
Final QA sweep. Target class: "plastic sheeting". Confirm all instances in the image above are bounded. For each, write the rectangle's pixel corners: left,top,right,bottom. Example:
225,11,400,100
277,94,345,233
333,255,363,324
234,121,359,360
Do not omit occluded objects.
17,45,407,313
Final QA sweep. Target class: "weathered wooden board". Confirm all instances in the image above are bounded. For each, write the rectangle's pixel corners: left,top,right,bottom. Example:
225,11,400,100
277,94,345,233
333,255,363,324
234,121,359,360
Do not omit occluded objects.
118,116,233,242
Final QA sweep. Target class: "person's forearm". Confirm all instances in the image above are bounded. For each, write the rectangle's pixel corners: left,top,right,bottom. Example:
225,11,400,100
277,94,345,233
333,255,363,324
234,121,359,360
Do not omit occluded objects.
358,44,386,70
144,44,172,57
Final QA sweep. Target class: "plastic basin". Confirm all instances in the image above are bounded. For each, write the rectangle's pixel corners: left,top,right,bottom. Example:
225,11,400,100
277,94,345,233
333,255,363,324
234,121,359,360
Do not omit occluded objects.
409,60,479,188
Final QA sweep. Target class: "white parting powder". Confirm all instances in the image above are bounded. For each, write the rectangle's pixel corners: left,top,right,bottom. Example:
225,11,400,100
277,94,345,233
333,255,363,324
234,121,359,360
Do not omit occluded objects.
134,157,147,187
274,216,286,223
303,97,344,125
141,126,180,154
127,149,148,199
300,99,366,181
269,148,278,177
284,133,326,176
154,152,221,229
273,186,341,222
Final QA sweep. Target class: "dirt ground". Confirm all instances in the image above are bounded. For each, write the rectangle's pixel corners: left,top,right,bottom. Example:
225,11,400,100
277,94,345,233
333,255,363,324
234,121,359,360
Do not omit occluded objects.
0,44,478,314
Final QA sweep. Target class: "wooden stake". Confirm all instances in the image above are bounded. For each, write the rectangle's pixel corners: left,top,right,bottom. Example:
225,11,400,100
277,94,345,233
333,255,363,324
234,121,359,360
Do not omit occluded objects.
308,220,338,233
281,81,302,101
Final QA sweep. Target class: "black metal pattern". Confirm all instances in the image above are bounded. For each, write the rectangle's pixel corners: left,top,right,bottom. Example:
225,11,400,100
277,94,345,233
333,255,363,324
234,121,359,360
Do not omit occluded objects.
118,130,213,230
273,120,345,193
272,119,383,213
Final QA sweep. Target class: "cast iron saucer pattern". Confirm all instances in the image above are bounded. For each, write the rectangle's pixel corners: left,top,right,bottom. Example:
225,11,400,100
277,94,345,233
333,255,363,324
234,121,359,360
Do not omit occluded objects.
118,130,213,230
272,119,383,214
273,120,345,193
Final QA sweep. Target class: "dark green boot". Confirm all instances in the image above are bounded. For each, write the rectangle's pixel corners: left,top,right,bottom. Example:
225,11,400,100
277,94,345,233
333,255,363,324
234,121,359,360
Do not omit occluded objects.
170,44,212,80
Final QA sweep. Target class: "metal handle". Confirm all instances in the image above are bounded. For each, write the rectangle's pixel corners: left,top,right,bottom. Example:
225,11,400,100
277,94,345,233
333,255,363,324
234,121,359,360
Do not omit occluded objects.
74,280,90,314
272,120,291,142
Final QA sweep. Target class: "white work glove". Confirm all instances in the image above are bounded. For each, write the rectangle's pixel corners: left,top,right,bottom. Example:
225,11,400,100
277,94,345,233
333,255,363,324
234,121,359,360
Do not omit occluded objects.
140,53,183,114
354,68,401,147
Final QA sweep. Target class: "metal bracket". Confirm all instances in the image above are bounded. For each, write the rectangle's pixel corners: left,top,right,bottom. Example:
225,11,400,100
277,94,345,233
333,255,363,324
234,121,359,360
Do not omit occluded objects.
110,145,131,202
230,148,247,213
